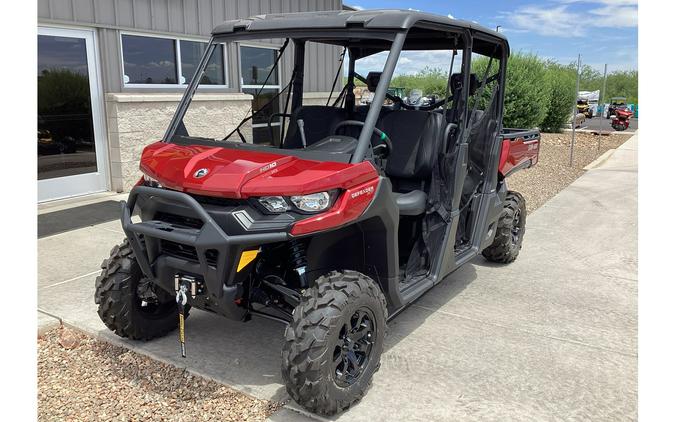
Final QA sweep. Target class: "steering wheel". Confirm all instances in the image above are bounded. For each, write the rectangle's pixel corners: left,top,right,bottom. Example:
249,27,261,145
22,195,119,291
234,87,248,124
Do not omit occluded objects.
333,120,393,156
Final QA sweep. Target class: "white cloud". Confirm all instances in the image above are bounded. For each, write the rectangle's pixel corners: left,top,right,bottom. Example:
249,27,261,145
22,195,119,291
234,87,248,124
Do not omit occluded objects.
448,13,455,19
351,50,462,77
501,0,637,38
588,5,638,27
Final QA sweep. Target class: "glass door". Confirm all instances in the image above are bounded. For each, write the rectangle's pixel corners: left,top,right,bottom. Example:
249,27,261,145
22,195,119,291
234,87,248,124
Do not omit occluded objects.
239,45,282,145
38,27,108,202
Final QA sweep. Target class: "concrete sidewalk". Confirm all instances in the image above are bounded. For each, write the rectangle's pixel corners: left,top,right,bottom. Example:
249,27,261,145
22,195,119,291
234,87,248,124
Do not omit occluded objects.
38,134,637,421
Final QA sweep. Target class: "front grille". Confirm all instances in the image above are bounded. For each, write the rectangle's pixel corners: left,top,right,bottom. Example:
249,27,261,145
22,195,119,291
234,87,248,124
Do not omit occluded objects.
160,239,219,267
155,212,203,229
189,193,246,208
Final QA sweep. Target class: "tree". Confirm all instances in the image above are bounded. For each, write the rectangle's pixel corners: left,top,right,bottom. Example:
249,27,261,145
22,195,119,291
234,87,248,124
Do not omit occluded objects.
474,52,551,129
540,62,576,132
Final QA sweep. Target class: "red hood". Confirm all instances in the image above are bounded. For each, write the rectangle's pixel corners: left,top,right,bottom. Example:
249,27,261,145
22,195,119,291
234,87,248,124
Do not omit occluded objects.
139,141,379,198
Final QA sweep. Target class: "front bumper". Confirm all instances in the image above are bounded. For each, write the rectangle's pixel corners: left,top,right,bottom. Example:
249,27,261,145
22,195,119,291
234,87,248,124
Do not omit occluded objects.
121,186,289,319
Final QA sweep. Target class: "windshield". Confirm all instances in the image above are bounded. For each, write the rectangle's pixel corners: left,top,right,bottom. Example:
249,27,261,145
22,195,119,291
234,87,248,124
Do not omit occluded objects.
163,29,479,164
167,37,360,148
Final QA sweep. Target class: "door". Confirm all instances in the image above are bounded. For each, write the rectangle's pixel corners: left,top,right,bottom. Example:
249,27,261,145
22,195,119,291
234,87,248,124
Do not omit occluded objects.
239,44,282,145
38,27,108,202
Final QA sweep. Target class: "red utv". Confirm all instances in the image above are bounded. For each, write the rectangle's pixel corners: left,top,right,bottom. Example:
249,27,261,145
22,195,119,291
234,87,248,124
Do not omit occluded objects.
611,108,633,131
94,9,540,416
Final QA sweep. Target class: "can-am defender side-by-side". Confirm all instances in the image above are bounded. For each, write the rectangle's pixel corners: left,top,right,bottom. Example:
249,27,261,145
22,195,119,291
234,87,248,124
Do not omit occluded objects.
94,10,540,416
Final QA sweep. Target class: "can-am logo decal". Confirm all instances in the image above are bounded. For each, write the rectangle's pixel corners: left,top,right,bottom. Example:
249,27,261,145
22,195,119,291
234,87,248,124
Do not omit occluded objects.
193,168,209,178
351,186,374,199
259,162,278,173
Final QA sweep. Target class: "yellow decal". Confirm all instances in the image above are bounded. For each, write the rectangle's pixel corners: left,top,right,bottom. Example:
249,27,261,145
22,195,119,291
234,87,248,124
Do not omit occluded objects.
237,249,260,272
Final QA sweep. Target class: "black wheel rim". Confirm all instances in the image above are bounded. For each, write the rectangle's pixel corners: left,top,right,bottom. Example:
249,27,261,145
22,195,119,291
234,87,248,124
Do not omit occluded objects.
333,307,376,387
137,300,176,319
511,209,522,245
133,275,177,319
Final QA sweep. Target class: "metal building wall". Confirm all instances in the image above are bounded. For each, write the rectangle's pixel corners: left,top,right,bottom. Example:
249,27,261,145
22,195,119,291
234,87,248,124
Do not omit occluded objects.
37,0,343,93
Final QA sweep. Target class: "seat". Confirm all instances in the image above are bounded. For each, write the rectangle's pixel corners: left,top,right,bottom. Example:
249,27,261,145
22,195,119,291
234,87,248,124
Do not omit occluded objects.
393,191,427,216
380,110,445,215
283,106,348,149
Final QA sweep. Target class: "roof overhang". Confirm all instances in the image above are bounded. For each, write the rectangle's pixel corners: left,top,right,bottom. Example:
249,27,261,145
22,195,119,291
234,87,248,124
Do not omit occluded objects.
211,10,508,58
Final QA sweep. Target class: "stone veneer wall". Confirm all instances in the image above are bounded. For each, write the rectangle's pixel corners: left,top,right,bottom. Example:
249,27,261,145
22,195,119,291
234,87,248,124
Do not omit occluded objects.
105,91,335,192
105,93,252,192
301,92,334,106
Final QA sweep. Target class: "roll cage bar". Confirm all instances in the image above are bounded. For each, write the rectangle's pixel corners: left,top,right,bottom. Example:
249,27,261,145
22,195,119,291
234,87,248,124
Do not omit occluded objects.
162,23,508,165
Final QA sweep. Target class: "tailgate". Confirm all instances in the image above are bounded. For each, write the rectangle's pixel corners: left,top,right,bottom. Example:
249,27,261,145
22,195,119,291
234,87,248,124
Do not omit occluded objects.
498,129,540,177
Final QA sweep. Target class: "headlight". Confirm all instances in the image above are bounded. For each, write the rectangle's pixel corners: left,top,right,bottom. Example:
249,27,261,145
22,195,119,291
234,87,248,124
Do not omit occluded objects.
142,174,161,188
255,192,333,214
290,192,331,212
258,196,290,213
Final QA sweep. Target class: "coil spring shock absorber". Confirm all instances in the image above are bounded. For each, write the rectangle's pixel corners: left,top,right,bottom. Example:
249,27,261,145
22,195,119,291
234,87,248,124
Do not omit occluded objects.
288,239,309,288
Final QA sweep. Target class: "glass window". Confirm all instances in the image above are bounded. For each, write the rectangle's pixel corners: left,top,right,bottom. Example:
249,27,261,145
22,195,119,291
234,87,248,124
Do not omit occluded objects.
240,46,278,86
38,34,97,179
122,34,177,84
242,88,281,125
180,40,226,85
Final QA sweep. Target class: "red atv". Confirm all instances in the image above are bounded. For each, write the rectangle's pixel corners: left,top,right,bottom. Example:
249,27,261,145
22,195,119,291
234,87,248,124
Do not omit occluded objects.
94,10,540,416
611,108,633,131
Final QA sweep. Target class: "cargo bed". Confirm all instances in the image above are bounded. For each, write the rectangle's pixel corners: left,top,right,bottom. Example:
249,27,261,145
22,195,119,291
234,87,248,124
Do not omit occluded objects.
499,128,541,177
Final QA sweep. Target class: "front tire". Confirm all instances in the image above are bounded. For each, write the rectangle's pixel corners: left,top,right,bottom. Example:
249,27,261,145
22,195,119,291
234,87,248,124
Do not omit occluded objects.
281,270,387,416
94,239,184,340
482,191,527,263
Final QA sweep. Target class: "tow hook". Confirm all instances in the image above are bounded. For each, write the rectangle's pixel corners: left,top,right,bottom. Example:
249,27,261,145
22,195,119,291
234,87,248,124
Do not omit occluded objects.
174,274,204,358
174,274,203,299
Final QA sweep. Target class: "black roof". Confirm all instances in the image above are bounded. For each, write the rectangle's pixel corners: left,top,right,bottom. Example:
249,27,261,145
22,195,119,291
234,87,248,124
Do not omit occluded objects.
212,9,507,42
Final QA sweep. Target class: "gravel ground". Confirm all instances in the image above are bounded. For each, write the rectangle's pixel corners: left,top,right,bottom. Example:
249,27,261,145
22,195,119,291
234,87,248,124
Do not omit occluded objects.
508,132,632,213
38,326,282,422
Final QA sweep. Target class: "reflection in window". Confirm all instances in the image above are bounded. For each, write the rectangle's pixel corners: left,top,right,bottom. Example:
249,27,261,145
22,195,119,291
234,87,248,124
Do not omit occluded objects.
180,41,225,85
38,34,97,179
122,35,177,84
240,46,281,145
240,46,278,86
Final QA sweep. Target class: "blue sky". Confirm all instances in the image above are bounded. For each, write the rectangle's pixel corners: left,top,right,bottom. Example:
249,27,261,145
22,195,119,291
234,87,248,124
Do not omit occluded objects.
345,0,638,75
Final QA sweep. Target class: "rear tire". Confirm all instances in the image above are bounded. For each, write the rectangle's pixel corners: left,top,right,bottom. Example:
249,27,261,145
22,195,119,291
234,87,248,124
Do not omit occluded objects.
94,239,185,340
482,191,527,263
281,270,387,416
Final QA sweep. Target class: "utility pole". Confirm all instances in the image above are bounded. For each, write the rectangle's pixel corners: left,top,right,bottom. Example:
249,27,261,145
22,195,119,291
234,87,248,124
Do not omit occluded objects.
597,63,608,152
496,25,501,32
570,54,581,167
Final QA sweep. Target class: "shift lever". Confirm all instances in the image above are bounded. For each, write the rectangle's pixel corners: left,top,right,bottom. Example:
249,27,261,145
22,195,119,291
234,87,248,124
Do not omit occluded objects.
297,119,307,148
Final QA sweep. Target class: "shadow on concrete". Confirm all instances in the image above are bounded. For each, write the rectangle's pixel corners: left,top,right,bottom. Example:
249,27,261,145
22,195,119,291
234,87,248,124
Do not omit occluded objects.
39,200,121,238
85,259,481,413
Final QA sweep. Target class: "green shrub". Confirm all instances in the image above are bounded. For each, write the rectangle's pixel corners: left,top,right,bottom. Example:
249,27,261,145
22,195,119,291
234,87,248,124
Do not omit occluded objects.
501,53,551,128
540,62,576,132
471,52,551,128
391,67,448,97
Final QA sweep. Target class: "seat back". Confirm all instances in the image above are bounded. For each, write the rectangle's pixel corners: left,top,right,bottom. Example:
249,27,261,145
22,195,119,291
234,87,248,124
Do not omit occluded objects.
283,106,348,149
383,110,445,184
